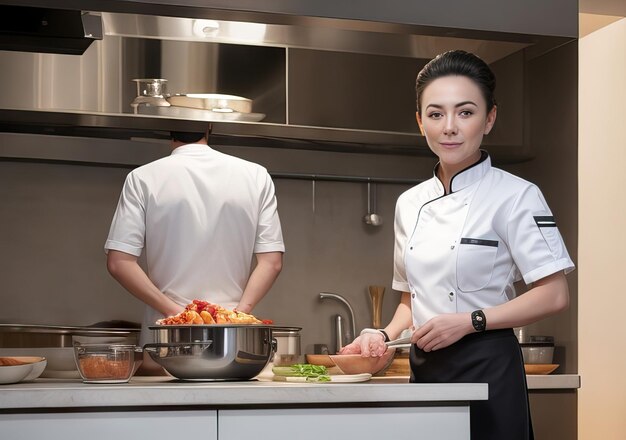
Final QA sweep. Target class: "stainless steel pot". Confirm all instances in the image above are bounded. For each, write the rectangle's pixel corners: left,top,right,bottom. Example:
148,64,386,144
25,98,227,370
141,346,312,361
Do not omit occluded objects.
272,328,302,366
146,325,277,380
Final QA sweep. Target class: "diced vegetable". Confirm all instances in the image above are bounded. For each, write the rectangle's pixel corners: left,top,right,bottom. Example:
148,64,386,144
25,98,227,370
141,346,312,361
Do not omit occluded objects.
272,364,331,382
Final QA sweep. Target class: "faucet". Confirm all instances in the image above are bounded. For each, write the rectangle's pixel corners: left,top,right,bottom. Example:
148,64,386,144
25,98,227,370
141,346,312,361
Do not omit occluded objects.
319,292,357,351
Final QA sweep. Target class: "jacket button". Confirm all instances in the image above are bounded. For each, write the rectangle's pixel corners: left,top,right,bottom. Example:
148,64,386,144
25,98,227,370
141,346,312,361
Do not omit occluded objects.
410,246,413,250
448,291,455,301
412,293,416,298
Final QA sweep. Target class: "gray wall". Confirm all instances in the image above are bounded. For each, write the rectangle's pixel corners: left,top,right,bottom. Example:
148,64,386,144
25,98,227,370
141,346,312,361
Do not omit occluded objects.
0,136,434,354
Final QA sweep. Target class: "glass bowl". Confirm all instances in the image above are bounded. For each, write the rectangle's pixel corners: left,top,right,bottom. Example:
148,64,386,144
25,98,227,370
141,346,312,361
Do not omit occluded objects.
73,344,141,383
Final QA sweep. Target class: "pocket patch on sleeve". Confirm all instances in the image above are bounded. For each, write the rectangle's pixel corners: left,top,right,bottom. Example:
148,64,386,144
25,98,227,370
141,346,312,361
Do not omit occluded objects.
534,215,561,257
534,216,556,227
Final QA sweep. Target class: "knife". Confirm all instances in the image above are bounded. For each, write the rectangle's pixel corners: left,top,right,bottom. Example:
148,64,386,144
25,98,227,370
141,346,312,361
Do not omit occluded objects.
385,336,412,349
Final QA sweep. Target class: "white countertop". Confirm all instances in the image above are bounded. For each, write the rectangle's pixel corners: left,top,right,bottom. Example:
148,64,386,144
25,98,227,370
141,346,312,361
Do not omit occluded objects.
0,372,579,411
0,376,488,410
526,374,580,390
379,374,580,390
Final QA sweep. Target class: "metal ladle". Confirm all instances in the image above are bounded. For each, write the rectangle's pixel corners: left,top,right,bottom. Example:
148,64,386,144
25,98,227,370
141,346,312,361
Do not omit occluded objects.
363,181,383,226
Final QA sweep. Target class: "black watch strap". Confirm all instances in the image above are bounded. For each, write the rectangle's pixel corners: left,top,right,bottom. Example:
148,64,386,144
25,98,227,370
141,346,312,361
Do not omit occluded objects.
471,310,487,332
378,329,390,342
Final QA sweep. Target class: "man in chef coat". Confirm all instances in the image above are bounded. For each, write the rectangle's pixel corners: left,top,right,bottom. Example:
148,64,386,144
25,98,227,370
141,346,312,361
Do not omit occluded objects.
104,129,284,370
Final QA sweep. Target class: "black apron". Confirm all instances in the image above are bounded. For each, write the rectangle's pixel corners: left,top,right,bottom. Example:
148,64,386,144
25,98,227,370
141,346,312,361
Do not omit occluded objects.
409,328,534,440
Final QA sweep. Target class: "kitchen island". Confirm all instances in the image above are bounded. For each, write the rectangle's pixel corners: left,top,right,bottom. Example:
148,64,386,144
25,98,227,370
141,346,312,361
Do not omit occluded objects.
0,376,487,440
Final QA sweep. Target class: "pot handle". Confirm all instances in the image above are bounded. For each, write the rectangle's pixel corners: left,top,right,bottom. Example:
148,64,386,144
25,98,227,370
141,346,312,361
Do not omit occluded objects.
143,341,213,352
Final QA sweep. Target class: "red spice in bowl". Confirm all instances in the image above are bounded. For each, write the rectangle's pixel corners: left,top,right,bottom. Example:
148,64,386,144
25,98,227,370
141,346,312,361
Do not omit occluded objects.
78,356,132,379
74,344,138,383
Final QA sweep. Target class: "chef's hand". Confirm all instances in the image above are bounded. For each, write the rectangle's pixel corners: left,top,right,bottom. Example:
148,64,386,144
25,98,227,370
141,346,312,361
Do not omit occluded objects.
412,312,473,352
339,333,387,357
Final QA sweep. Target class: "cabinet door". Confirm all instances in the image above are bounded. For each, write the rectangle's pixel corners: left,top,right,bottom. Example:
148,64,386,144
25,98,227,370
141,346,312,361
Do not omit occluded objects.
0,410,217,440
219,407,469,440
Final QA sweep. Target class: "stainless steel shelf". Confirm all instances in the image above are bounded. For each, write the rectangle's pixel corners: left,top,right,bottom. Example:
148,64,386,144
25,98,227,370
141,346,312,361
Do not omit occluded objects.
0,109,533,163
0,108,432,156
271,172,424,185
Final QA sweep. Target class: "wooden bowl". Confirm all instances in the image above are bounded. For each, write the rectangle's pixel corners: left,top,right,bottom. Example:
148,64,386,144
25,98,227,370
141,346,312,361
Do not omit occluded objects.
305,354,336,368
328,351,395,375
382,353,410,377
524,364,559,375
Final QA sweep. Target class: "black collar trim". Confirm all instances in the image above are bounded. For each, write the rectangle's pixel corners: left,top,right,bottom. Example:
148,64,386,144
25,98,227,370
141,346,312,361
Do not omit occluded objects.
434,150,489,195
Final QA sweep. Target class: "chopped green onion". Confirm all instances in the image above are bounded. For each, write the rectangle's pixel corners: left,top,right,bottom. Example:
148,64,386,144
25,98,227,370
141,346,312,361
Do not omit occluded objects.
272,364,330,380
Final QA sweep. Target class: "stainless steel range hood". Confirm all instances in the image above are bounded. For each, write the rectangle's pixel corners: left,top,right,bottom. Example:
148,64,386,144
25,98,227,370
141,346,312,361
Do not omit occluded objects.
0,6,102,55
0,2,577,159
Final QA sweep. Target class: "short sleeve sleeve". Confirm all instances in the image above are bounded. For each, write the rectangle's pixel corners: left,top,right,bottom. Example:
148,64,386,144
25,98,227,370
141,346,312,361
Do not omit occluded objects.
254,172,285,254
506,185,574,284
392,198,410,292
104,173,146,256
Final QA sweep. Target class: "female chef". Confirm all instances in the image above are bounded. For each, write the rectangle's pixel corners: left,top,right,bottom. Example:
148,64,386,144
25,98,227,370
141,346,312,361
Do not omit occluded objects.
340,50,574,439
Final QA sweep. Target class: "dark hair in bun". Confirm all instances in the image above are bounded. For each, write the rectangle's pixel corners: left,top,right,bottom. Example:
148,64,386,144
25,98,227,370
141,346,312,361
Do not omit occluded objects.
416,50,497,115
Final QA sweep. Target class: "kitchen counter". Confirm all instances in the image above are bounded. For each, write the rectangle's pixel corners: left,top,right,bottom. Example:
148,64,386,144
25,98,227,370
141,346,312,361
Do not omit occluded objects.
0,374,579,440
526,374,580,390
0,376,487,440
0,376,487,410
0,373,578,411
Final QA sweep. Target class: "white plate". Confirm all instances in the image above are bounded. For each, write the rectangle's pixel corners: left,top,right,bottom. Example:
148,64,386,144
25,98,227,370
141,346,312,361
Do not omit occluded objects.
329,373,372,383
273,373,372,383
160,105,266,122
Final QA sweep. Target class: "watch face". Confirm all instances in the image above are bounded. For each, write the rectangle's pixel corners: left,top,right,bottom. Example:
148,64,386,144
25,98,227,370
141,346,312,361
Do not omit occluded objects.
472,311,486,331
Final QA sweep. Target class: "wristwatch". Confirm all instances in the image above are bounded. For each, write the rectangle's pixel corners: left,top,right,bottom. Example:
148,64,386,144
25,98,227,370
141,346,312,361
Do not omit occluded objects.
471,310,487,332
378,329,390,343
360,328,390,342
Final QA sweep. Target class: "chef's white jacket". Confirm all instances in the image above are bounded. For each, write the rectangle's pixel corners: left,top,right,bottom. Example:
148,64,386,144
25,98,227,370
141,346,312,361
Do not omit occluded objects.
105,144,284,336
392,152,574,327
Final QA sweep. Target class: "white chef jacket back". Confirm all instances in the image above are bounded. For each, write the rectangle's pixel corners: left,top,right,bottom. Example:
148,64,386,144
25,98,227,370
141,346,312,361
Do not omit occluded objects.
105,144,284,321
392,152,574,327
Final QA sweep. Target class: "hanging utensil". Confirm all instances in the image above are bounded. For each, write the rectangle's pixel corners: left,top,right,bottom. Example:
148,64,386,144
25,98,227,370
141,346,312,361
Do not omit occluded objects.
368,285,385,328
363,181,383,226
312,178,316,213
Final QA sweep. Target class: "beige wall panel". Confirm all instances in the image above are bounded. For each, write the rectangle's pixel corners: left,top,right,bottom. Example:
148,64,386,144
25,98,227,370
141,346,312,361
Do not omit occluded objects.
579,17,626,440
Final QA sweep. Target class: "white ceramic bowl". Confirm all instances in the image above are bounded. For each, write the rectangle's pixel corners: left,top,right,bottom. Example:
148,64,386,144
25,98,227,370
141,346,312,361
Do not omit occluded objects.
0,347,78,378
23,357,47,381
521,345,554,364
0,356,47,384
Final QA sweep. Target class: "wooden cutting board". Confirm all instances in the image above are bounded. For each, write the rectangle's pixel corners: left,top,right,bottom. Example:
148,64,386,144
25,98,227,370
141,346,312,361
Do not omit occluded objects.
381,353,410,377
306,353,410,377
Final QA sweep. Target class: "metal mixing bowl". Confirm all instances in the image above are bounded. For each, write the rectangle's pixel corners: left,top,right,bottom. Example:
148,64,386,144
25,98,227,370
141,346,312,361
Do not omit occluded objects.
146,325,276,380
